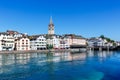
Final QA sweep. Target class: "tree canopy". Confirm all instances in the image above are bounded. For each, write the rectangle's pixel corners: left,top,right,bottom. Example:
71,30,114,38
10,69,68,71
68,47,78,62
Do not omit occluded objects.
99,35,115,43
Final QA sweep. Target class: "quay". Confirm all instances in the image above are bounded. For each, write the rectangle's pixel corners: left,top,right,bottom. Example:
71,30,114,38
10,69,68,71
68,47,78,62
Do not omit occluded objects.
1,45,120,54
0,49,71,54
87,46,119,51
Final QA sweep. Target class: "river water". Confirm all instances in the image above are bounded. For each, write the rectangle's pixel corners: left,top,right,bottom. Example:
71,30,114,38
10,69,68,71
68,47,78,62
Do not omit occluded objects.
0,51,120,80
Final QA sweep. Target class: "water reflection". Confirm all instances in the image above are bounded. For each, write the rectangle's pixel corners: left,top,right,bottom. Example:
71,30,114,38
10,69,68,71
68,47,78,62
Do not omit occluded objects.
0,51,116,67
0,51,120,80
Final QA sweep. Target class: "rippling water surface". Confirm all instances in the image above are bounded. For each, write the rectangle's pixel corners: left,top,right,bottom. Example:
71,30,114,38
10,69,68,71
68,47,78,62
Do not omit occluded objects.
0,51,120,80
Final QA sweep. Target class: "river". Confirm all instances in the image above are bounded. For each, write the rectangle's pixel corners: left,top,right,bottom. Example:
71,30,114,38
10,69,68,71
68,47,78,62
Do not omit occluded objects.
0,51,120,80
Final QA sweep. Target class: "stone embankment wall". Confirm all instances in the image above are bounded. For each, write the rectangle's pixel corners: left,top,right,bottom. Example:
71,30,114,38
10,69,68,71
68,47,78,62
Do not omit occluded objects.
0,49,71,54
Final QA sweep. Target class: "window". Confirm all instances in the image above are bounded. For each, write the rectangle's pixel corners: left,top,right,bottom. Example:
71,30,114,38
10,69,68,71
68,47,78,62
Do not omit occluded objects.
3,37,6,39
22,45,24,47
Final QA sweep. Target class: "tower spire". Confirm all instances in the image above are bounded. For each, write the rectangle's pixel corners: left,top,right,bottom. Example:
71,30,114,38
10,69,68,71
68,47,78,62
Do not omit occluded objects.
48,16,55,35
50,16,53,24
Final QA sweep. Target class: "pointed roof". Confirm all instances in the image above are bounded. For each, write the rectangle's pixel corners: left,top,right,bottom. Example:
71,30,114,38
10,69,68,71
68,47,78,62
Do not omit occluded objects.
50,16,53,24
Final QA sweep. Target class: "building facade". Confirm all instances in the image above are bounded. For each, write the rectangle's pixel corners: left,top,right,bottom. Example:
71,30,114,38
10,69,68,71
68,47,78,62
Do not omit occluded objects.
15,37,30,51
46,35,60,49
64,34,87,48
59,37,70,49
30,35,46,50
6,30,27,39
87,37,112,47
0,33,15,51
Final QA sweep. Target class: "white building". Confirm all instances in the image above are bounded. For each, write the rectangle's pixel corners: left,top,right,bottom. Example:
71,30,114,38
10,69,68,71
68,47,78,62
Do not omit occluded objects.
46,35,60,49
14,33,23,39
87,37,110,47
30,35,46,50
0,33,15,51
6,30,26,39
59,37,70,49
115,41,120,46
15,37,30,50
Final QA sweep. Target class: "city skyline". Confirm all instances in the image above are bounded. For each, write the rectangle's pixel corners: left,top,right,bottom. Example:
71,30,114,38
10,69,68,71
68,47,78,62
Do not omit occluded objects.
0,0,120,40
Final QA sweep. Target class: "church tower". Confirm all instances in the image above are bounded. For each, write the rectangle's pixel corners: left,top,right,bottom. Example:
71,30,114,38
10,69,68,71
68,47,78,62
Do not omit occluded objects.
48,16,55,35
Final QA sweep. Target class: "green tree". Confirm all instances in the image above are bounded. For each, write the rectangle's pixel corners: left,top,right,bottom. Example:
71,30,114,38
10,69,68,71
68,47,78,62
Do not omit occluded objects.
106,38,111,42
111,40,115,43
49,45,53,49
46,44,53,50
113,43,116,46
100,35,105,39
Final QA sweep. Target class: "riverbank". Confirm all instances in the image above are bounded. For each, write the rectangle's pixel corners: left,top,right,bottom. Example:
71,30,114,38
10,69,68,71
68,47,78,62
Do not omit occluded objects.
1,48,120,54
0,49,72,54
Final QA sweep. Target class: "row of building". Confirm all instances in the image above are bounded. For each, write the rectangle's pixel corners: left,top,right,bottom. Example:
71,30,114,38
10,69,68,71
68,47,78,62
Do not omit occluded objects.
0,17,119,51
88,37,120,48
1,30,119,51
0,30,87,51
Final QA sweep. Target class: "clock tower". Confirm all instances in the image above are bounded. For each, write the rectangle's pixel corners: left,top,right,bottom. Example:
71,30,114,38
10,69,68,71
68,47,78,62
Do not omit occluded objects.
48,16,54,35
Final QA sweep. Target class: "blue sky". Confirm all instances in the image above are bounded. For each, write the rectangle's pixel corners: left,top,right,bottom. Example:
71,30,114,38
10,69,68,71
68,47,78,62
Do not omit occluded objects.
0,0,120,40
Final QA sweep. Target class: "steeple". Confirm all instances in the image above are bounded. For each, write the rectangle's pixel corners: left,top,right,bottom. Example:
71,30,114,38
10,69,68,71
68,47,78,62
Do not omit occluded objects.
48,16,55,35
50,16,53,24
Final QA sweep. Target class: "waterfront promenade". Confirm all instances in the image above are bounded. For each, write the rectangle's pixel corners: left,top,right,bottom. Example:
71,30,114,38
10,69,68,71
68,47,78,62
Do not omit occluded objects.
0,49,71,54
0,46,120,54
